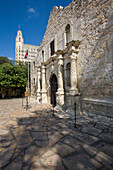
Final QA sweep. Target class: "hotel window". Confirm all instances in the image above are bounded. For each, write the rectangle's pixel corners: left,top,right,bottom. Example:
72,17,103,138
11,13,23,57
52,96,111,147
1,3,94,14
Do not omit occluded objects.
19,37,21,42
50,40,55,56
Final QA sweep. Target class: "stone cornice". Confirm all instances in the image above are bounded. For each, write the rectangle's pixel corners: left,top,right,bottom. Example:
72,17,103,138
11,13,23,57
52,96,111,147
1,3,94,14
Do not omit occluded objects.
66,40,80,48
36,40,80,69
67,40,80,55
55,50,63,55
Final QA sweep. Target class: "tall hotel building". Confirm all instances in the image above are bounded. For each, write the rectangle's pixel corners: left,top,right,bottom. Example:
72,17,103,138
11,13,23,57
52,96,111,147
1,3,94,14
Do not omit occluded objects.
15,27,39,63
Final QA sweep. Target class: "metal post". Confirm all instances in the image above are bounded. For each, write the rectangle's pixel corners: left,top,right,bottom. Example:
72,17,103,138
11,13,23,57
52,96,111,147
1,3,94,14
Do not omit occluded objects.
28,53,29,91
74,103,76,128
27,51,29,110
22,93,24,107
52,95,55,116
53,105,54,116
22,97,23,107
26,96,28,111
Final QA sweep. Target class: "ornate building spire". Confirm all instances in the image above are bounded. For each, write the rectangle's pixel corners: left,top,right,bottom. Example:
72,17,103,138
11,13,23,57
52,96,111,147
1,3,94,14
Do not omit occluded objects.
18,25,20,30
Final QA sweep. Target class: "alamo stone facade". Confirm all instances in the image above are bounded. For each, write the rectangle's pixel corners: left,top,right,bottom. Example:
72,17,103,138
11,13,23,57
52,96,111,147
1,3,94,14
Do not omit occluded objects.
31,0,113,124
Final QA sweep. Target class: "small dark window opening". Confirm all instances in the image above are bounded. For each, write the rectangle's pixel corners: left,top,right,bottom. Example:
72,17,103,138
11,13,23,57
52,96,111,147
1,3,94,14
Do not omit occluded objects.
42,50,44,62
19,37,21,42
40,79,42,90
65,24,70,44
50,40,55,56
33,78,35,85
33,61,35,69
66,63,71,87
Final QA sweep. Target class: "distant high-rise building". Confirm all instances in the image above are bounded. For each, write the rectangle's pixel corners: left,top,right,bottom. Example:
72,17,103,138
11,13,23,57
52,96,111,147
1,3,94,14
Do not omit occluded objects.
15,26,39,63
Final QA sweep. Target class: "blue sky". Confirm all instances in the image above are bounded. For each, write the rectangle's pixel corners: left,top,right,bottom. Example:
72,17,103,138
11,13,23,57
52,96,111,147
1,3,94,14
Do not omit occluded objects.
0,0,72,60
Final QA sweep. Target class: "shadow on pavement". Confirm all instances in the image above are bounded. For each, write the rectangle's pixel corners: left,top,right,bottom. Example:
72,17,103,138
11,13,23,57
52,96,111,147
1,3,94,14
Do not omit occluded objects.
0,105,113,170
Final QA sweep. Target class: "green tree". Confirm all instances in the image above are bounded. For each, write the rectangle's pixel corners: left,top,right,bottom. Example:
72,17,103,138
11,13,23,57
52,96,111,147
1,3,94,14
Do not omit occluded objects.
0,56,14,65
0,62,28,88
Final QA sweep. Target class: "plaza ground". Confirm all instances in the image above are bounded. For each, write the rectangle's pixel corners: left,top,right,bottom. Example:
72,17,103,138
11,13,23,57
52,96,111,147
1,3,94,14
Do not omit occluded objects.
0,98,113,170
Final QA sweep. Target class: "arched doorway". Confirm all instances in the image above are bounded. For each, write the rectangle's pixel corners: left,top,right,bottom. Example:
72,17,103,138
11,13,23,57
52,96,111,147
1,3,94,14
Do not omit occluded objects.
50,74,58,107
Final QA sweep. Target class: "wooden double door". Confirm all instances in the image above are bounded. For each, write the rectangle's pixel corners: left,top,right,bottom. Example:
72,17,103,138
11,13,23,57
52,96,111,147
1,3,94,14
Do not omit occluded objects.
50,74,58,107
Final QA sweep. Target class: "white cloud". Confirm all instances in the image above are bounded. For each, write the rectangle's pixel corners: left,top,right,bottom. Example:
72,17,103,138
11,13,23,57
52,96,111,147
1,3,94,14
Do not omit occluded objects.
26,7,39,19
8,57,13,60
27,8,36,13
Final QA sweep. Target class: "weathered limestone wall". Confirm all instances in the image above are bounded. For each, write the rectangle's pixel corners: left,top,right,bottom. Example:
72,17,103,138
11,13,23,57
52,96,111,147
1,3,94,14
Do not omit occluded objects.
71,0,113,123
40,0,113,100
41,3,75,53
75,0,113,98
31,0,113,123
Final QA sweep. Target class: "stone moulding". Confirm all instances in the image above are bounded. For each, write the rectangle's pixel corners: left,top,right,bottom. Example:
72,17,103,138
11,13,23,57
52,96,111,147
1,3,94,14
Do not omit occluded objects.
82,98,113,106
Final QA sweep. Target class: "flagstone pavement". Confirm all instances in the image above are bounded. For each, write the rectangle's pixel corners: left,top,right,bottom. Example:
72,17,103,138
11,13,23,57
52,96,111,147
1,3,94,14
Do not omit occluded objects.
0,98,113,170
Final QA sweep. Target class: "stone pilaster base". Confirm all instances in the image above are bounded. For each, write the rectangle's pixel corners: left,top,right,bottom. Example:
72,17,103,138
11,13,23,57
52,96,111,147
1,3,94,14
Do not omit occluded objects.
69,87,78,95
41,91,47,103
56,89,65,109
36,91,41,103
66,92,81,117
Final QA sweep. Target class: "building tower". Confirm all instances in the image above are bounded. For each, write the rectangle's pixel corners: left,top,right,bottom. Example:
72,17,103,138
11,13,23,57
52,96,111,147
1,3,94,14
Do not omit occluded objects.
15,26,24,62
15,25,39,63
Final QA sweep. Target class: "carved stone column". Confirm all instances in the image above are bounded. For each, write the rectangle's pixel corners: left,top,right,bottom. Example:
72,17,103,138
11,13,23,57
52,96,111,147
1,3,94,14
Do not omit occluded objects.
36,68,41,103
66,41,80,116
56,54,64,106
69,52,78,95
64,32,67,48
58,56,64,91
41,65,47,103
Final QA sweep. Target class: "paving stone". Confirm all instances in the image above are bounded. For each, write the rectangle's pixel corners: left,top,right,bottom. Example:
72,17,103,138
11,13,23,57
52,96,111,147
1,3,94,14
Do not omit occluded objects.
57,128,71,135
5,120,17,127
94,141,113,157
40,150,64,170
61,135,82,150
3,156,22,170
13,126,25,136
82,144,98,156
48,131,63,146
63,153,93,170
30,126,47,132
22,166,31,170
11,148,21,160
0,99,113,169
98,132,113,143
52,143,75,157
30,161,45,170
90,158,103,168
0,120,9,126
0,146,4,152
73,132,99,145
81,126,102,136
23,145,40,164
35,140,49,147
0,129,9,135
94,152,113,169
0,143,16,168
31,131,48,141
14,131,32,146
24,145,47,165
